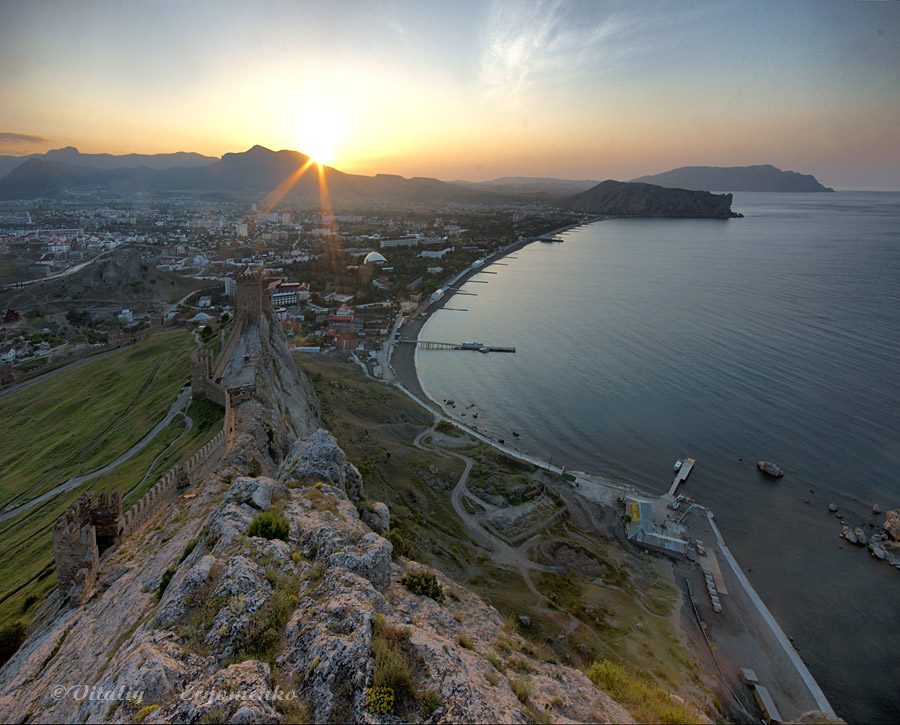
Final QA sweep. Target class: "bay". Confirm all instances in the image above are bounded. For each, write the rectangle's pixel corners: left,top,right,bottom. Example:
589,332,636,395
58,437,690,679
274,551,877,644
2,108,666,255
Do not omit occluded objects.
416,191,900,723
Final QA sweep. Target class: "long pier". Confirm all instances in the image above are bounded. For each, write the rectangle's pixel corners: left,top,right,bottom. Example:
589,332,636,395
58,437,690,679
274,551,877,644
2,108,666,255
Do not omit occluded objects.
668,457,696,496
398,339,515,353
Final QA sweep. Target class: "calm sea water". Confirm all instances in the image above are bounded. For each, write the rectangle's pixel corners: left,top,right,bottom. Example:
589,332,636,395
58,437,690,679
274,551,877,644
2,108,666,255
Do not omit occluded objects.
417,192,900,723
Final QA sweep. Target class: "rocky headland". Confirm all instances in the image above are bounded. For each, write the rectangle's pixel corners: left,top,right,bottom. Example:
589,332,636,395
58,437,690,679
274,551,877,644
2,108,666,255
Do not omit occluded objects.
558,179,740,219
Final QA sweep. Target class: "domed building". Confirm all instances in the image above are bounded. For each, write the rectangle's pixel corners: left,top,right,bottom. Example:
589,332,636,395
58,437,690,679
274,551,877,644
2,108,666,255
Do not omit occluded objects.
363,251,387,266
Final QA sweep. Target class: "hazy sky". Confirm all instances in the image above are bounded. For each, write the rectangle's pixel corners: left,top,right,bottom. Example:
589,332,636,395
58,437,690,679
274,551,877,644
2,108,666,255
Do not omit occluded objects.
1,0,898,187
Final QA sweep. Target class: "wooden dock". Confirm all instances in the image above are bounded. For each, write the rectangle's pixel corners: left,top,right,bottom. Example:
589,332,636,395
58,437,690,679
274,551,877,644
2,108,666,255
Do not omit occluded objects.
668,457,696,496
398,339,515,353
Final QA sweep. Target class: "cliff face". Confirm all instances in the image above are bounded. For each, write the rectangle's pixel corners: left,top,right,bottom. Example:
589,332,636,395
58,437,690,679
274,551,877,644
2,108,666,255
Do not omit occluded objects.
559,179,739,218
0,322,631,724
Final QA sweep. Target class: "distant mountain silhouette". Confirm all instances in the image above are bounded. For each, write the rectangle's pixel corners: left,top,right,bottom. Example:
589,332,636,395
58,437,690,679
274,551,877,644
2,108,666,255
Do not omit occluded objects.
630,165,833,192
0,145,504,203
0,146,216,179
559,179,739,218
451,177,599,196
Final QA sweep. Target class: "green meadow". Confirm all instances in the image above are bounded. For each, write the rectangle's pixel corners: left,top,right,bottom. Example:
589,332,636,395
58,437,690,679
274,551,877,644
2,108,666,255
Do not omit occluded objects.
0,330,223,631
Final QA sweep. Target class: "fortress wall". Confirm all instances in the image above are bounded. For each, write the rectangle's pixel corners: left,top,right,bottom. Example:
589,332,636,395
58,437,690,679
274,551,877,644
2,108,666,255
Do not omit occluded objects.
212,317,243,380
52,516,99,601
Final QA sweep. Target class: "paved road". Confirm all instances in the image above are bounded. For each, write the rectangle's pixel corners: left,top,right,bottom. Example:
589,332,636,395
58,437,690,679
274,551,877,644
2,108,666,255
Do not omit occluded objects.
1,246,123,291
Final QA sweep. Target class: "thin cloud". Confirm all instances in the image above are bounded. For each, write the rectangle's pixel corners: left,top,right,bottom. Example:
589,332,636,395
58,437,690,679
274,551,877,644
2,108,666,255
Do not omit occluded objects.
0,132,49,153
478,0,631,103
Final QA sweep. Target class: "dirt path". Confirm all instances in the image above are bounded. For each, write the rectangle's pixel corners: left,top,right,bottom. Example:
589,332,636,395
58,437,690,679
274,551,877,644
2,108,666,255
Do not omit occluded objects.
413,419,625,654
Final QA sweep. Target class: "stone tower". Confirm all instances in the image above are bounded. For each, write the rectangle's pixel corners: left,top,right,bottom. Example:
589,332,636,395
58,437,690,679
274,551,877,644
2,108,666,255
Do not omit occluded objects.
236,272,263,320
191,348,214,398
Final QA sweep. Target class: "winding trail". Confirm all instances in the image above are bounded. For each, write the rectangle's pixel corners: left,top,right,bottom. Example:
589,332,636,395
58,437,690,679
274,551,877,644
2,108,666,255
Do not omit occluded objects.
0,330,204,523
413,419,622,651
0,386,193,523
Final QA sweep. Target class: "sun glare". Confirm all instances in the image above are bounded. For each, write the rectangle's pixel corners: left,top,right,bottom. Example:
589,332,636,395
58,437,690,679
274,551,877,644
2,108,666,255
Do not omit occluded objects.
300,114,342,165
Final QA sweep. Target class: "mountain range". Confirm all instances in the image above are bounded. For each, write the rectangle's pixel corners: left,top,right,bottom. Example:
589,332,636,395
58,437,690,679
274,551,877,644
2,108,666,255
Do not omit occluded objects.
630,164,833,192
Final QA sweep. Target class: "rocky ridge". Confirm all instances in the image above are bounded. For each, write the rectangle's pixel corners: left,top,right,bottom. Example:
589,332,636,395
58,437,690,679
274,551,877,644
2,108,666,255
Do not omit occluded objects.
0,321,633,723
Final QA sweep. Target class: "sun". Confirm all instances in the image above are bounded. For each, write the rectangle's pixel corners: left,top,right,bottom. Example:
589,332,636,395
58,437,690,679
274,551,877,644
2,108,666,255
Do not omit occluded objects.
300,114,342,165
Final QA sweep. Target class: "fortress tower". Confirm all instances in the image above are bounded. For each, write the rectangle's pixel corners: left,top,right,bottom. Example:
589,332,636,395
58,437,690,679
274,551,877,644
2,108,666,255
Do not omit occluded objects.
191,348,214,398
236,272,263,320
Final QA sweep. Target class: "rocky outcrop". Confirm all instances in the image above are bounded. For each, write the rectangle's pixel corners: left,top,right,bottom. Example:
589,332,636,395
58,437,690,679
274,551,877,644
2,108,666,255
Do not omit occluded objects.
0,473,632,724
883,509,900,542
840,526,867,547
756,461,784,478
277,428,364,501
558,179,739,218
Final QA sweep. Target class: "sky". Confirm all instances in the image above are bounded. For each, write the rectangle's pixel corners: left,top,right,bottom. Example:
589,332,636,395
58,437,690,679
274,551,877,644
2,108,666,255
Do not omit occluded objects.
1,0,898,187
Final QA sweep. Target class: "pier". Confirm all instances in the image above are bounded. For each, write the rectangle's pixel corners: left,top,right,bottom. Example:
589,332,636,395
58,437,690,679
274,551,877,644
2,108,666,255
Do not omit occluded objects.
398,339,515,353
668,457,696,496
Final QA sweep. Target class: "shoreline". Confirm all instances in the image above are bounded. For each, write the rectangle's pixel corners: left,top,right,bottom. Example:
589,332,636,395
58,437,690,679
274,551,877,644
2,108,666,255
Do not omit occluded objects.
384,220,837,720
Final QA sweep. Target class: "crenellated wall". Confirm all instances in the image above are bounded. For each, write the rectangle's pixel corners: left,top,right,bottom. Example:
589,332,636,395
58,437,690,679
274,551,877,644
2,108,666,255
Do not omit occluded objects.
53,298,245,606
53,425,229,604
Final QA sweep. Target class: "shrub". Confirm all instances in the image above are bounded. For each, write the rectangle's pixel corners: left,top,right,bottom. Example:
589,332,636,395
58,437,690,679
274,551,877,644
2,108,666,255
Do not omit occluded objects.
387,529,419,560
248,511,290,541
418,688,442,717
457,632,475,650
21,594,39,612
0,618,29,666
401,570,444,603
588,659,693,725
133,704,160,724
158,567,176,600
510,676,532,704
366,686,395,714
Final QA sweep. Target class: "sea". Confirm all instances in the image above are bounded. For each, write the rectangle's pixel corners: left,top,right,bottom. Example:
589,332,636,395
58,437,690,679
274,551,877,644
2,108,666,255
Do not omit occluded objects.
415,191,900,724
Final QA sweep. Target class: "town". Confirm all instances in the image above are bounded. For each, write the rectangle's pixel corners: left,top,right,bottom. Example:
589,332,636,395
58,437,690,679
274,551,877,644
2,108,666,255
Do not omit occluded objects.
0,196,581,383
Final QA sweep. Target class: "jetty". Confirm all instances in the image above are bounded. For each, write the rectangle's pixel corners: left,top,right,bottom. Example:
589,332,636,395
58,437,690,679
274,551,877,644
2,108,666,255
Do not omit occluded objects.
398,339,515,353
668,457,696,496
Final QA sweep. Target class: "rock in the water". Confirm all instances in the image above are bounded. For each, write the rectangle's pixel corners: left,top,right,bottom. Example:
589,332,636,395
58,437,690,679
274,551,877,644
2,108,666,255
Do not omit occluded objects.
883,509,900,542
854,527,867,546
873,504,881,514
756,461,784,478
841,526,858,545
829,503,838,513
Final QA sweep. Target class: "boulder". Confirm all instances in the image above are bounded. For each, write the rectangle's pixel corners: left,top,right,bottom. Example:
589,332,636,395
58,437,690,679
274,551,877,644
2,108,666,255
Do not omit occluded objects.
756,461,784,478
873,504,881,515
828,503,838,513
277,428,364,501
361,501,390,534
854,527,867,546
841,526,858,545
884,509,900,542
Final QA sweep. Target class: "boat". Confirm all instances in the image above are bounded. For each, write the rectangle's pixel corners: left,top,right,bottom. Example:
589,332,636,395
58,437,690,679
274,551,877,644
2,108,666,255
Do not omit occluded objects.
674,459,684,472
479,347,490,353
460,341,482,350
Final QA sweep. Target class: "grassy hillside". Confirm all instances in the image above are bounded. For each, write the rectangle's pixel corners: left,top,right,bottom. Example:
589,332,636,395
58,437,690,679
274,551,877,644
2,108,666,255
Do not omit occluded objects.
0,331,223,633
0,329,194,510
